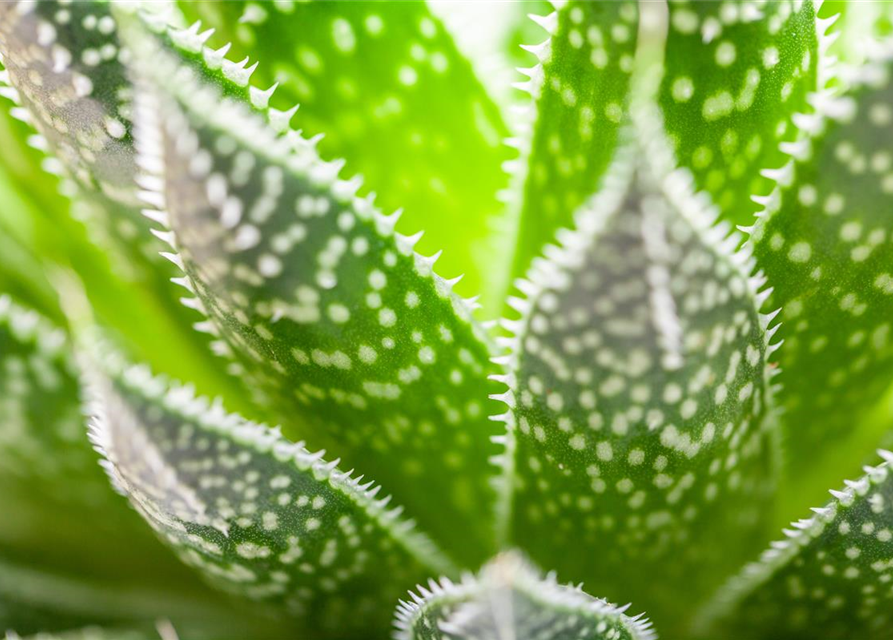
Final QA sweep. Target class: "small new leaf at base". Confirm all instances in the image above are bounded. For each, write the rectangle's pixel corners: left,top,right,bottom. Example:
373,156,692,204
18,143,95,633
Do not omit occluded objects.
394,551,655,640
495,143,780,632
83,337,455,638
695,451,893,639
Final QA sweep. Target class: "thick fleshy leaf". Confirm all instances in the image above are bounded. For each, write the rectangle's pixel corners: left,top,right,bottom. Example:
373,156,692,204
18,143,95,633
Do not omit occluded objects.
660,0,823,227
84,335,455,638
121,15,501,566
0,2,256,412
508,0,639,282
394,552,656,640
0,295,102,499
749,52,893,497
695,451,893,639
177,1,512,313
492,136,781,632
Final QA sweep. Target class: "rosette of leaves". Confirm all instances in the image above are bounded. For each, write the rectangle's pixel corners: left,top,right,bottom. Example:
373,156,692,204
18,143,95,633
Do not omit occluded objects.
1,1,892,639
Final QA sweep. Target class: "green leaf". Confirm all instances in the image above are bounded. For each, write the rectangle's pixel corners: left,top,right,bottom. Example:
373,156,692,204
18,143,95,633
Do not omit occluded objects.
83,334,456,639
749,52,893,500
660,0,823,227
0,295,110,503
394,551,656,640
508,0,639,283
0,0,265,417
492,139,781,633
119,14,502,566
177,1,512,314
694,450,893,639
5,629,153,640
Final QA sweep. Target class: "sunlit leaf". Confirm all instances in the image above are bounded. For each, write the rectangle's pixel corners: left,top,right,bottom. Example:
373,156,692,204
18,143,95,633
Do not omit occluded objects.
492,137,781,632
695,451,893,639
119,13,502,566
749,52,893,501
660,0,823,227
177,1,512,313
508,0,639,283
394,551,656,640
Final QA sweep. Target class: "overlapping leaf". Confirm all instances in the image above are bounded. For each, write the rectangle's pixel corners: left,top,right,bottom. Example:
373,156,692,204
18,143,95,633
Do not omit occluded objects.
492,137,781,632
695,451,893,639
394,552,656,640
0,1,253,410
177,1,512,312
508,0,639,283
660,0,822,227
749,53,893,495
119,14,501,566
83,336,454,639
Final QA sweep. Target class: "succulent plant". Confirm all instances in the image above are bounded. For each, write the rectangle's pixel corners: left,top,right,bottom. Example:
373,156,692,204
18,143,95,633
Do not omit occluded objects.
1,1,893,639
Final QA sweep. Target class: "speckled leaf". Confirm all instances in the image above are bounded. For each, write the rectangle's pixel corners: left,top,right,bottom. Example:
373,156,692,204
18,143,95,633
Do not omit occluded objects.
121,16,501,567
177,1,512,313
83,338,455,639
509,0,639,282
0,2,255,412
695,451,893,639
0,295,110,504
492,144,781,633
749,53,893,488
394,552,656,640
660,0,822,227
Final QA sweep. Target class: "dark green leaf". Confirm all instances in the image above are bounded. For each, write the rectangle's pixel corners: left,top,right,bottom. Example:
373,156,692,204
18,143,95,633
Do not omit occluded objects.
83,334,455,638
509,0,639,283
749,52,893,501
119,13,502,567
394,551,656,640
695,451,893,639
492,138,781,632
660,0,823,227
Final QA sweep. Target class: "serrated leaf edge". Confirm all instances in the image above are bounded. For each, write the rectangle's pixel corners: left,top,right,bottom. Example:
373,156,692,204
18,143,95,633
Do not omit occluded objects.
79,332,458,579
691,450,893,635
392,551,657,640
119,11,494,358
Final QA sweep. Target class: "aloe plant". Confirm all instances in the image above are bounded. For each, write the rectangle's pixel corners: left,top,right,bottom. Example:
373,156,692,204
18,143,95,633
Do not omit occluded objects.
1,1,893,638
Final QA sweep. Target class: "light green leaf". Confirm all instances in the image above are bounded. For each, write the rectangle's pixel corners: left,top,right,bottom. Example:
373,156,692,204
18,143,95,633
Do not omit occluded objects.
83,334,455,638
6,629,153,640
0,295,110,503
394,551,656,640
695,451,893,639
177,1,512,314
660,0,823,227
119,14,502,566
492,138,781,633
508,0,639,283
749,52,893,499
0,1,256,413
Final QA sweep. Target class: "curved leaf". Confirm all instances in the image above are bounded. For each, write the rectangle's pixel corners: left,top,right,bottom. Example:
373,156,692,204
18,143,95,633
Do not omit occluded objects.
394,551,656,640
83,336,455,638
508,0,639,283
119,14,502,566
492,137,781,632
695,451,893,639
749,51,893,499
660,0,823,227
177,1,512,312
0,1,255,412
